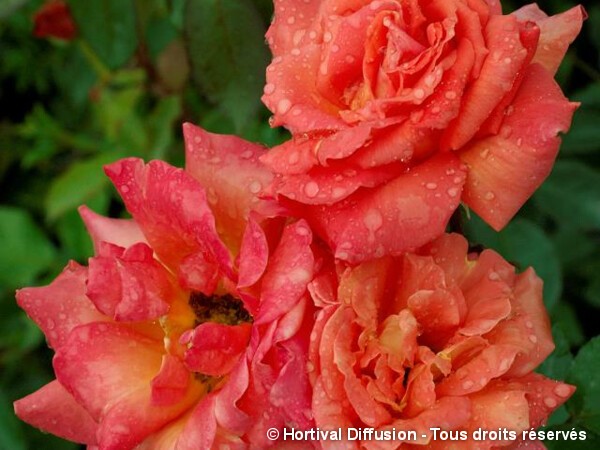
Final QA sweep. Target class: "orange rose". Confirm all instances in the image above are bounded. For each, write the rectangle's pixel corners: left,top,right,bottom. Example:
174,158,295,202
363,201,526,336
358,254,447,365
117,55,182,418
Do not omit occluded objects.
262,0,583,262
309,233,573,449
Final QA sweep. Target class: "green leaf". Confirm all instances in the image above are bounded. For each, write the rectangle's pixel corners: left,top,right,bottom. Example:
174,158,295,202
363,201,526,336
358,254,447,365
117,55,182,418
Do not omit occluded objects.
45,153,118,221
0,207,56,290
538,326,574,380
67,0,138,69
551,302,585,349
561,109,600,155
534,161,600,231
0,387,26,450
184,0,269,131
567,336,600,434
465,216,562,310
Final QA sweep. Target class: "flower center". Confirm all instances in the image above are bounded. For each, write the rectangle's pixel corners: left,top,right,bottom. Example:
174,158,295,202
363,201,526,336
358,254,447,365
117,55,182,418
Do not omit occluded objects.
188,292,253,326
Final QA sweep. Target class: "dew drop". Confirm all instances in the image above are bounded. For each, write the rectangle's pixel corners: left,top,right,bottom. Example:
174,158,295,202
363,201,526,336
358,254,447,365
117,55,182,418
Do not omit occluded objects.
263,83,276,95
304,181,319,197
277,98,292,114
425,182,438,190
480,148,490,159
554,384,571,398
413,88,425,99
363,209,383,231
529,334,538,344
445,90,457,100
543,397,557,408
484,191,495,201
249,181,262,194
447,187,459,198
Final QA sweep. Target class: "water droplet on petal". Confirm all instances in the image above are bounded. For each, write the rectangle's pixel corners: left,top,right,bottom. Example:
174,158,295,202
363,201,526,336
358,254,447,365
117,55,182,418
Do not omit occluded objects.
544,397,557,408
277,98,292,114
304,181,319,198
447,187,459,198
425,182,438,190
554,384,571,398
484,191,495,201
249,181,262,194
263,83,276,95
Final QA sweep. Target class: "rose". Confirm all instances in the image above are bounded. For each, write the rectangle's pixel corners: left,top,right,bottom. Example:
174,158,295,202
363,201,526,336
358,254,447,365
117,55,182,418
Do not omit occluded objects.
14,124,316,449
308,233,574,449
262,0,583,263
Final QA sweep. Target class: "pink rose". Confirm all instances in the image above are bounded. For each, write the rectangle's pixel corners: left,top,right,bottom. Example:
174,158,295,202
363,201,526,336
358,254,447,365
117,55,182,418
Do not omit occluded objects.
309,233,573,449
262,0,583,263
14,124,315,449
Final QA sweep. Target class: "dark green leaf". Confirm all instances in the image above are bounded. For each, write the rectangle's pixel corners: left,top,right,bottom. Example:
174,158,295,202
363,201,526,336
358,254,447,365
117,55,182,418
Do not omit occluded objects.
534,161,600,231
0,207,56,290
538,326,574,380
567,336,600,433
45,153,117,221
465,216,562,310
551,302,585,349
0,387,26,450
67,0,138,69
561,109,600,155
184,0,269,131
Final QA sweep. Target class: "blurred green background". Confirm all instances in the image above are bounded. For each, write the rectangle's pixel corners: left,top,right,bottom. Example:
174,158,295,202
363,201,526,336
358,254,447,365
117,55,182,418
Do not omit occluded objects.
0,0,598,448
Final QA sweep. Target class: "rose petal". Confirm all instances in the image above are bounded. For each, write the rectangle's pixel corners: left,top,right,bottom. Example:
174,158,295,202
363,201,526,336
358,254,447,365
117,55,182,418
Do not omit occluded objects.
237,216,269,289
16,261,106,350
181,322,251,376
306,152,466,263
104,158,234,280
87,242,172,322
54,322,200,450
150,354,191,406
256,220,313,324
446,14,532,150
183,123,273,251
14,380,97,445
513,5,585,75
79,205,146,253
460,63,578,230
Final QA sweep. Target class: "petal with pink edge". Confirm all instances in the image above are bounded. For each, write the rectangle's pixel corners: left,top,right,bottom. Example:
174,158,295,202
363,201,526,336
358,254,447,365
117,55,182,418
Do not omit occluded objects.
183,123,273,251
181,322,251,376
460,63,578,230
104,158,233,280
256,220,313,324
86,242,172,322
306,152,466,263
16,261,106,350
14,380,97,445
78,205,145,254
237,215,269,289
54,322,201,450
513,5,585,75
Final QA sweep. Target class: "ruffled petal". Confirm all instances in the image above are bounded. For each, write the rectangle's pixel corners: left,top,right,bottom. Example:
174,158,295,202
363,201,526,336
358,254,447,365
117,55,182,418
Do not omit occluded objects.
86,242,172,322
104,158,234,280
183,123,273,251
181,322,251,376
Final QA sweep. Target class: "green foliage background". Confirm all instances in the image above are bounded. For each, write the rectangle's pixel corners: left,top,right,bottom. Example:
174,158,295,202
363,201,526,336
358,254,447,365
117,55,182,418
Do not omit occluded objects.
0,0,598,448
